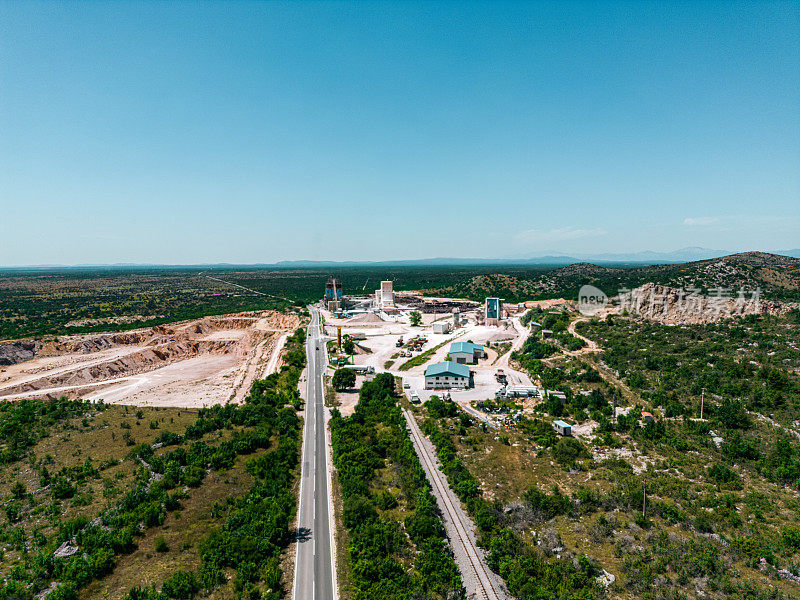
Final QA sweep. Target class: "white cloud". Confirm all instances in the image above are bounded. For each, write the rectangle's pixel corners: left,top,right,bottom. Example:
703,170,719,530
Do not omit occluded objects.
514,226,607,245
683,216,720,226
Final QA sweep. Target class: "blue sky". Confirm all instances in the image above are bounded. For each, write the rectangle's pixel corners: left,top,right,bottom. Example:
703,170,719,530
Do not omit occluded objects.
1,1,798,265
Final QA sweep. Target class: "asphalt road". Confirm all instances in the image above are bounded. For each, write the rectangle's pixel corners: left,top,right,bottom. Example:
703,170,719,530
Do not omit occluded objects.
293,308,335,600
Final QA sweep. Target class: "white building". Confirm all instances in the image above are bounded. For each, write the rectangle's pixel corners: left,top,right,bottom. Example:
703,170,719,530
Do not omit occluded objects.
553,420,572,436
374,280,395,309
425,361,471,389
432,321,451,334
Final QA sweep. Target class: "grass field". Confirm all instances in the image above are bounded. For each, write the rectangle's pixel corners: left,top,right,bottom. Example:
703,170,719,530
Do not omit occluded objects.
0,328,307,600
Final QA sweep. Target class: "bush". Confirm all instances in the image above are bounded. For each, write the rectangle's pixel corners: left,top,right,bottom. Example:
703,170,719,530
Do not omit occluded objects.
552,437,588,465
343,495,377,529
524,486,572,520
52,477,76,499
332,368,356,391
155,536,169,553
161,570,199,599
783,527,800,549
707,463,741,487
10,481,26,499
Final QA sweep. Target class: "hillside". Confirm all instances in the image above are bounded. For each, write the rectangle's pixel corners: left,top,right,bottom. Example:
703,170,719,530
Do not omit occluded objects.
408,306,800,600
429,252,800,304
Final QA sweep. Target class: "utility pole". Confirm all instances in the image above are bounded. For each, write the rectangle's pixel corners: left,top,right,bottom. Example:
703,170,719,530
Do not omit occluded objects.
700,388,705,420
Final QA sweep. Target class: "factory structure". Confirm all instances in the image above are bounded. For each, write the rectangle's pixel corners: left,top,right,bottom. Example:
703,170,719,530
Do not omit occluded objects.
484,297,504,326
374,280,395,310
322,278,509,330
323,276,345,312
322,276,398,315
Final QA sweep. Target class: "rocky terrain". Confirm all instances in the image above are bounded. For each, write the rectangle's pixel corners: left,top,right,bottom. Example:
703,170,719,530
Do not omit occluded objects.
431,252,800,304
0,310,300,406
616,282,798,325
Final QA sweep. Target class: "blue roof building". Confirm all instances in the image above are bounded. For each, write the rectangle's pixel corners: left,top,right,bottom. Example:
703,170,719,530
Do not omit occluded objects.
449,341,485,364
553,420,572,436
424,361,471,389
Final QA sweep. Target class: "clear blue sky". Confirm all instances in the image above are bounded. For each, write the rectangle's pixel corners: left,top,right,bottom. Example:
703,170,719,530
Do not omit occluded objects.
1,1,798,265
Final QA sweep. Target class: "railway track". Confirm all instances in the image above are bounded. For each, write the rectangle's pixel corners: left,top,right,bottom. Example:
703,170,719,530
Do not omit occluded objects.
403,409,504,600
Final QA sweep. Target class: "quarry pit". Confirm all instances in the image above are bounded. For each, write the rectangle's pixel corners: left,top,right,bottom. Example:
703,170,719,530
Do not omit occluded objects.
0,311,300,408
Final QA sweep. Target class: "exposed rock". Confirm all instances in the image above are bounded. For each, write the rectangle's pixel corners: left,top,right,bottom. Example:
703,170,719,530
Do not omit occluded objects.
540,527,562,552
616,283,796,325
34,582,61,600
596,569,616,587
0,340,39,366
53,541,78,558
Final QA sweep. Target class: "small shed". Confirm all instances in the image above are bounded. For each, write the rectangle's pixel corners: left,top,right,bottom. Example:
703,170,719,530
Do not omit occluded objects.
553,420,572,436
642,412,654,423
433,321,451,334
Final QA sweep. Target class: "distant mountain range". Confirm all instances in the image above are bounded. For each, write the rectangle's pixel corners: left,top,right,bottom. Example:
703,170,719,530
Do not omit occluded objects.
273,247,800,268
4,248,800,270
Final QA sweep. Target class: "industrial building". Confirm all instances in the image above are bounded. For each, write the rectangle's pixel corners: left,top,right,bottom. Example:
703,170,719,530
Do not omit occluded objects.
374,280,395,309
324,276,344,311
448,341,484,364
424,361,471,389
485,297,504,326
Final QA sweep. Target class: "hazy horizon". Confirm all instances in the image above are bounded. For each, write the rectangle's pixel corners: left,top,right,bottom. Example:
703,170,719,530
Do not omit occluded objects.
3,246,800,270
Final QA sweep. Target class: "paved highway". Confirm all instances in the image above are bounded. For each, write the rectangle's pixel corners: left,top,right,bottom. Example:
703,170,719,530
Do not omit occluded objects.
293,308,336,600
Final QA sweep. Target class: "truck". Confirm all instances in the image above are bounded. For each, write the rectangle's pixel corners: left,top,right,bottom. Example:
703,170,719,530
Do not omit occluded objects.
504,385,539,398
342,365,376,375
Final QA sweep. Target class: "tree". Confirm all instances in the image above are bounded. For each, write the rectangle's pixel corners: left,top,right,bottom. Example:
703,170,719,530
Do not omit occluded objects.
342,337,356,356
332,368,356,391
10,481,26,499
409,311,422,326
717,398,750,429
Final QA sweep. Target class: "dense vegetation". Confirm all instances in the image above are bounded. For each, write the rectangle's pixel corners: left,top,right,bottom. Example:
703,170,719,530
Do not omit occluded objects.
435,252,800,304
330,374,464,600
417,397,605,600
482,308,800,598
0,328,307,600
580,311,800,426
418,386,800,599
3,252,797,340
0,267,296,340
